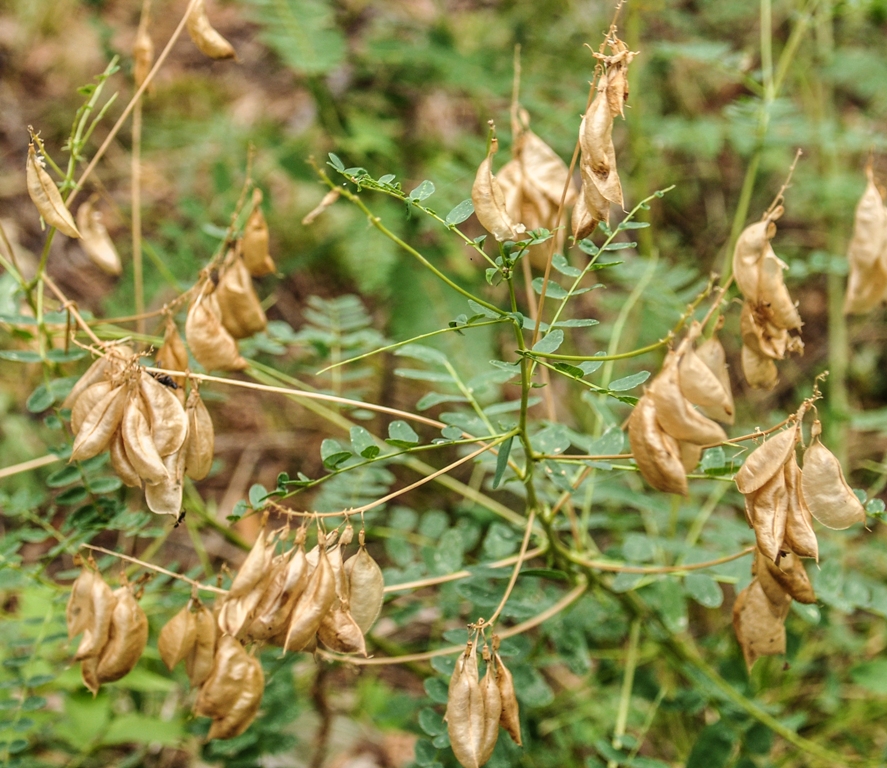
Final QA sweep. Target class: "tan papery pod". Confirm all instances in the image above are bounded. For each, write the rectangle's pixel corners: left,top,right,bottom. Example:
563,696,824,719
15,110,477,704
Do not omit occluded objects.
677,343,733,423
740,300,791,361
732,211,781,304
284,537,337,652
694,335,735,424
317,597,367,656
121,389,168,484
679,441,702,473
571,178,609,240
243,189,275,276
133,17,154,90
145,446,186,516
344,531,385,634
110,429,142,488
186,0,236,60
758,246,802,330
207,652,264,740
801,420,866,530
732,578,788,671
844,169,887,314
26,143,81,239
844,251,887,315
746,469,788,562
218,533,276,637
159,603,198,670
70,384,126,462
740,344,779,390
327,524,353,605
579,87,622,207
139,371,189,457
760,550,816,604
194,636,251,719
185,286,247,372
478,649,502,764
733,424,797,495
216,254,267,339
602,39,636,119
302,188,341,226
471,137,527,243
63,354,117,410
494,651,521,746
446,645,485,768
67,566,97,640
96,583,149,684
627,393,688,496
262,534,311,642
71,380,114,434
228,528,273,599
76,199,122,275
649,352,727,446
74,571,116,661
186,602,217,687
81,657,100,696
156,318,189,398
752,548,793,608
782,452,818,560
243,551,291,642
184,385,214,480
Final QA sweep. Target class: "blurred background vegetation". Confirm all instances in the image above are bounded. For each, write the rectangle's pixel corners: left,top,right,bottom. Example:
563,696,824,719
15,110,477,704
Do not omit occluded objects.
3,0,887,766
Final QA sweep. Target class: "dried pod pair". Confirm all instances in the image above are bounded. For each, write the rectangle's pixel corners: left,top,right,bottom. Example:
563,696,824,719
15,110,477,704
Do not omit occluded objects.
844,167,887,314
195,636,264,740
218,527,278,638
185,282,248,372
26,142,81,239
284,532,338,652
159,598,217,686
94,581,149,686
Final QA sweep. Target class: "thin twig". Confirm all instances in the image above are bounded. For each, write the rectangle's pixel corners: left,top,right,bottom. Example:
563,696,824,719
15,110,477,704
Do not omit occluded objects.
488,509,536,626
572,545,754,575
0,454,61,480
82,544,227,594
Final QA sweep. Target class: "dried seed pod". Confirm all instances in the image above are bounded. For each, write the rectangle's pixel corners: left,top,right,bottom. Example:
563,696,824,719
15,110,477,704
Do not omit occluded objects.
218,529,276,637
26,143,81,239
207,652,264,740
155,318,189,398
215,255,267,339
74,571,116,661
677,341,733,425
243,553,291,642
471,136,527,243
121,389,168,484
76,199,121,275
195,636,252,719
758,246,802,330
62,354,116,411
579,85,622,207
746,469,789,562
317,598,367,656
732,578,789,671
740,344,779,390
67,566,97,640
133,17,154,90
679,441,702,473
260,532,311,642
734,425,798,495
109,428,142,488
494,651,521,746
284,536,337,652
760,550,816,604
184,386,214,480
478,649,502,764
186,602,217,687
732,212,781,304
145,447,186,516
186,0,236,60
81,656,100,696
571,178,610,241
845,167,887,314
185,286,248,372
801,420,866,530
302,188,341,226
229,528,274,599
139,371,189,457
159,602,198,670
694,335,735,424
446,644,485,768
344,531,384,634
71,380,114,434
628,393,688,496
96,583,149,683
782,452,818,560
70,384,127,462
649,353,727,446
242,189,275,276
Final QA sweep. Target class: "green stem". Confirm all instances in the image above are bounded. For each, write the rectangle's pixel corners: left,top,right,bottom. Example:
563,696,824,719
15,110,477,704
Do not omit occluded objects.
609,618,642,764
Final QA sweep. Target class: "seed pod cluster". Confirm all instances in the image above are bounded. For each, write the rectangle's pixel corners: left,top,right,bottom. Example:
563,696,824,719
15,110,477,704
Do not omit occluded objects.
445,639,521,768
844,166,887,314
64,348,216,516
732,206,804,389
733,548,816,671
573,34,636,240
66,565,148,695
734,418,864,566
629,325,732,496
496,109,577,268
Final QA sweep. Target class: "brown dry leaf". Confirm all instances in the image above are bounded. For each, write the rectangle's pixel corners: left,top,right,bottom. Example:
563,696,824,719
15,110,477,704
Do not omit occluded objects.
70,384,126,462
121,388,168,485
242,189,275,276
185,602,217,687
216,254,267,339
96,583,149,684
801,420,866,530
471,137,527,243
732,578,788,671
26,143,81,239
207,651,264,740
185,285,247,372
627,393,688,496
186,0,236,60
694,335,735,424
746,468,789,562
159,603,198,671
284,535,337,652
76,199,121,275
845,167,887,314
734,424,798,495
184,385,215,480
344,531,385,634
494,651,521,746
782,452,819,560
649,352,727,446
74,571,116,661
195,636,252,720
446,644,485,768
